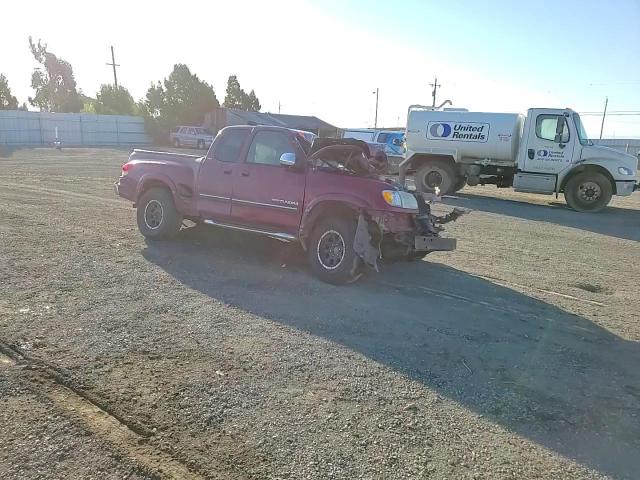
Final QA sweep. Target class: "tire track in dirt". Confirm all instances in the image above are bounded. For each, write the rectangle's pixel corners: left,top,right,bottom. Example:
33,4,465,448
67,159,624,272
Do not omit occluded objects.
0,182,126,207
0,342,241,480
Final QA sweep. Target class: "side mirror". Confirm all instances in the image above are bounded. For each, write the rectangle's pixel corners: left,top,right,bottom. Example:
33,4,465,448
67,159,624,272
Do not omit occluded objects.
279,152,296,167
392,138,402,146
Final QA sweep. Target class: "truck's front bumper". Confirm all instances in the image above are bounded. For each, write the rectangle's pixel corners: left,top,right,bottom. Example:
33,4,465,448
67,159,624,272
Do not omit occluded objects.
415,235,456,252
616,180,637,196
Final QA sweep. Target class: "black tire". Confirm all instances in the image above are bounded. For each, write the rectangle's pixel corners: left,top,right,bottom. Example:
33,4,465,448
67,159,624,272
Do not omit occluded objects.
136,187,182,239
173,138,181,148
197,139,205,150
307,216,363,285
564,171,612,213
415,160,459,196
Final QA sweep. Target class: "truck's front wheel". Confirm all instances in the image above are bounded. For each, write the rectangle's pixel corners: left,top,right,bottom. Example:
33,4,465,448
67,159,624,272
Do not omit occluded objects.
564,171,612,213
415,160,459,196
308,216,363,285
137,187,183,239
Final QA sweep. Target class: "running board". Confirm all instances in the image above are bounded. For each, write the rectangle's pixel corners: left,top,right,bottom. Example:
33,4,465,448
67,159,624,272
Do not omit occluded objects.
203,219,297,242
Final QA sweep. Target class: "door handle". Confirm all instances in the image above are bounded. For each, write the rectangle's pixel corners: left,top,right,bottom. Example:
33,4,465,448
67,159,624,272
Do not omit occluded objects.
223,169,232,175
528,148,535,160
241,171,250,177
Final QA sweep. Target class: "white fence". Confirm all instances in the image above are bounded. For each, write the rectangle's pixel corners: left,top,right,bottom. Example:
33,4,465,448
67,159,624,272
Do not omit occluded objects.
0,110,151,147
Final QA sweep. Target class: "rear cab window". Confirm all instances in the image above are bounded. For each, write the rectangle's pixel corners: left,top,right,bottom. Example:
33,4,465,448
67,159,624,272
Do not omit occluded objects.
211,129,251,162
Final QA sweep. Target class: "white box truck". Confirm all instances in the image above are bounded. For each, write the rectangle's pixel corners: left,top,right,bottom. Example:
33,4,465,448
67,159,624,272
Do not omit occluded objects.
399,106,639,212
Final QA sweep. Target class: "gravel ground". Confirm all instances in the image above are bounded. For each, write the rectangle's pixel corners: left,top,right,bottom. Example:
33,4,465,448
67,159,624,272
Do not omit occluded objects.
1,147,639,479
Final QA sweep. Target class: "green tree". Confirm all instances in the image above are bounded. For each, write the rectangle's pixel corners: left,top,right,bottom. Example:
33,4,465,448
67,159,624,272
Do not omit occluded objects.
28,37,83,113
140,64,219,142
246,89,261,112
223,75,244,109
0,74,19,110
94,84,136,115
223,75,261,112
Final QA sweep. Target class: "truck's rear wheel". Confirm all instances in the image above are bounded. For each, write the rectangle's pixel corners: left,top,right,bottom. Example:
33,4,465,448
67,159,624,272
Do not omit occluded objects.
137,187,182,239
308,216,363,285
415,160,459,196
564,171,612,213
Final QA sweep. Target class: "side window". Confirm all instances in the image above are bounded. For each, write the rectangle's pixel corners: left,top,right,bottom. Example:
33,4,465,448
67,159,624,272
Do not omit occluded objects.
536,115,569,143
178,127,186,134
212,129,250,163
376,133,388,143
247,131,294,166
188,128,197,136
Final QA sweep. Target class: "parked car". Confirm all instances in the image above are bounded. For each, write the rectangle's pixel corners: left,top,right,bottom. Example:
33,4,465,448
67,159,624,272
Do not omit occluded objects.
114,126,461,284
169,126,215,149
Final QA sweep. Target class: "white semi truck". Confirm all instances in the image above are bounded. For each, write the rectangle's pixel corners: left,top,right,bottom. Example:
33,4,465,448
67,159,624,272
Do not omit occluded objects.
399,106,639,212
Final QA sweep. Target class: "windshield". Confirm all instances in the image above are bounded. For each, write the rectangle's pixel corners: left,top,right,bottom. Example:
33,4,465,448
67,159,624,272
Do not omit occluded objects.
573,113,593,146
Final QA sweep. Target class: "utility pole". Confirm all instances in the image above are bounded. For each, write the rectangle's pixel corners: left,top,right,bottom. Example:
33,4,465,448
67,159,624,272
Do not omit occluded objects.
373,88,379,128
599,96,608,140
106,46,120,89
430,76,441,107
278,101,281,114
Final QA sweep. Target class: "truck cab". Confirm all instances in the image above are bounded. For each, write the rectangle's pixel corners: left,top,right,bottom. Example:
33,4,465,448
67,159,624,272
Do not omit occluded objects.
400,106,638,212
513,108,638,210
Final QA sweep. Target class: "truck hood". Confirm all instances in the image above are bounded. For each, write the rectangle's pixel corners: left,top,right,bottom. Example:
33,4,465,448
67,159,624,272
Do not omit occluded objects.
580,144,638,172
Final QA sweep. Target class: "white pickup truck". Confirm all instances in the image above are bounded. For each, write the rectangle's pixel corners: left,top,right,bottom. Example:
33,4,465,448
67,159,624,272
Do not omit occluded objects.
399,106,639,212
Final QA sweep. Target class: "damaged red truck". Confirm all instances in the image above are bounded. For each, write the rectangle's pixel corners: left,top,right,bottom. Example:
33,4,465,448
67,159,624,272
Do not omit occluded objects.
115,126,461,284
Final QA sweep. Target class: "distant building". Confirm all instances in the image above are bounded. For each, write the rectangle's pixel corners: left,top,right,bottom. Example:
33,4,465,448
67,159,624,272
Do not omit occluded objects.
204,107,338,138
594,139,640,157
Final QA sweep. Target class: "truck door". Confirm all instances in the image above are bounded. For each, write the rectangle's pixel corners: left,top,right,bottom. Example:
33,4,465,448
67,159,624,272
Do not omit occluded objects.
197,128,251,219
515,110,575,193
231,130,305,235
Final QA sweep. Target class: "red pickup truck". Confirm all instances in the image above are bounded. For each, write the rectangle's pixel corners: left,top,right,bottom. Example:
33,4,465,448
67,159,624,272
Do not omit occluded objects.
115,126,461,284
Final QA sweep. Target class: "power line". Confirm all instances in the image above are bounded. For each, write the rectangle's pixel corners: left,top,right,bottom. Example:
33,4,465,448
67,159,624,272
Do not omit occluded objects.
579,112,640,116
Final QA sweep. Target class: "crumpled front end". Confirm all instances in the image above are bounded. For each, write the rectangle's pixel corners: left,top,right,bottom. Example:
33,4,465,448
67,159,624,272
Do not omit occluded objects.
353,193,465,270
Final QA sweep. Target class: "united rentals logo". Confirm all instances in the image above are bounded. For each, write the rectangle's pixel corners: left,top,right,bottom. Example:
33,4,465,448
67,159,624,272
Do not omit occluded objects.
427,121,489,143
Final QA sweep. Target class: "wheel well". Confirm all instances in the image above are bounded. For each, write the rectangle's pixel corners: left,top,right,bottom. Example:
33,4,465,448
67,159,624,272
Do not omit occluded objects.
560,165,616,194
300,201,359,250
138,180,173,201
406,154,456,174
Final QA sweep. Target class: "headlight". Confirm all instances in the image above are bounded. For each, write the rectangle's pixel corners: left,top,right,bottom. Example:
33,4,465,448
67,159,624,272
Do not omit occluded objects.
382,190,418,209
618,166,634,176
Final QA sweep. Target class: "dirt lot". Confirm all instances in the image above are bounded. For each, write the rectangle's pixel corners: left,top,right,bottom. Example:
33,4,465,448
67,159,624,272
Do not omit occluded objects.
1,147,639,480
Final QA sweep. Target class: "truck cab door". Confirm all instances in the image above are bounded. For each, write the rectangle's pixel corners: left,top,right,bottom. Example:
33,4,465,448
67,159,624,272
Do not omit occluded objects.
514,109,576,193
197,128,250,220
231,130,306,236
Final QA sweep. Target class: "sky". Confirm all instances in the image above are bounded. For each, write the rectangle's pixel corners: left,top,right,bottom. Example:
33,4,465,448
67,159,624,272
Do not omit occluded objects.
2,0,639,137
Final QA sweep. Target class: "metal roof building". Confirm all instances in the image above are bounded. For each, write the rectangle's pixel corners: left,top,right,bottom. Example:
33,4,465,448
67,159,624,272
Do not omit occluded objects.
205,107,338,138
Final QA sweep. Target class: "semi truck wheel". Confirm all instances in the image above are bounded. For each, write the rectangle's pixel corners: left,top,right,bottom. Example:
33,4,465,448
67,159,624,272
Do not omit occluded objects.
415,160,458,196
308,216,363,285
564,171,612,213
137,187,182,239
